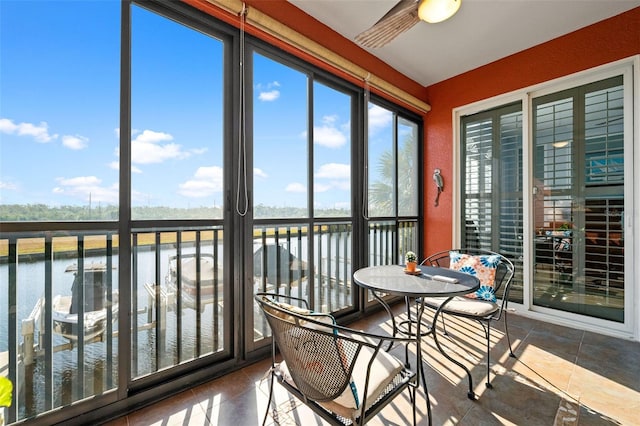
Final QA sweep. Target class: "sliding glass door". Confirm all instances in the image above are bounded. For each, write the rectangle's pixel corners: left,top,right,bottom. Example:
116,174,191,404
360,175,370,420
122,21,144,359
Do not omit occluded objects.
460,103,524,302
459,69,632,330
532,76,625,322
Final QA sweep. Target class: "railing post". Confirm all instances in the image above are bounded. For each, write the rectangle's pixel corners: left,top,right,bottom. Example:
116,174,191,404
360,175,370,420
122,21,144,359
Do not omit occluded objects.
21,318,35,366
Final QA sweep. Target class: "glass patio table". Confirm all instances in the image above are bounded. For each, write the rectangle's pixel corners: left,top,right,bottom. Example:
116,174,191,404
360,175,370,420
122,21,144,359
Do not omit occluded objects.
353,264,481,423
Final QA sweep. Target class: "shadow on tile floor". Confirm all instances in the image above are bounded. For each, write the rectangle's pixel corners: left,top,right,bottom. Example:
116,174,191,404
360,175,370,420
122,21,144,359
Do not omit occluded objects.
102,306,639,425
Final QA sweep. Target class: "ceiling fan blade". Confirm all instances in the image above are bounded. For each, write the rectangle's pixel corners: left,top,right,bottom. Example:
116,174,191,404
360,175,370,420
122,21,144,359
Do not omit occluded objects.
375,0,420,24
355,0,420,48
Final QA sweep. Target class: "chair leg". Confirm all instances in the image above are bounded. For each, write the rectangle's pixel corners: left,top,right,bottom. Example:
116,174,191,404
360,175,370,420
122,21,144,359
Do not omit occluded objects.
411,382,417,426
432,319,475,400
262,371,274,426
504,311,516,358
485,323,493,389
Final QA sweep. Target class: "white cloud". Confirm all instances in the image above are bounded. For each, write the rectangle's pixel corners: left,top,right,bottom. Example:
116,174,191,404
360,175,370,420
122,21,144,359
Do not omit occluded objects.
62,134,89,150
113,129,205,169
53,176,118,204
368,104,392,135
0,117,58,143
315,163,350,179
323,115,338,125
314,163,350,192
56,176,102,186
0,181,18,191
254,168,268,178
136,129,173,144
178,166,223,198
256,81,281,102
131,129,190,164
304,115,348,149
313,125,347,148
259,90,280,101
286,182,306,193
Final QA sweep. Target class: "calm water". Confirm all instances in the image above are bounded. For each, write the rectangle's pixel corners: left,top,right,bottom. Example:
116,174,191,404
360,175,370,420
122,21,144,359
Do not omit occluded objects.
0,247,220,418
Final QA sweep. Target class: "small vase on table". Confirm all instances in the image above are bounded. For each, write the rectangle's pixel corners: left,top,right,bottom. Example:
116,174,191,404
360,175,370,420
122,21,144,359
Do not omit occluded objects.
405,251,418,272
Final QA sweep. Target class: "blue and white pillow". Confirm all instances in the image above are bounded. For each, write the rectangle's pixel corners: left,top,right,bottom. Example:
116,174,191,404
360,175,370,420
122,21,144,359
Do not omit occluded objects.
449,251,500,302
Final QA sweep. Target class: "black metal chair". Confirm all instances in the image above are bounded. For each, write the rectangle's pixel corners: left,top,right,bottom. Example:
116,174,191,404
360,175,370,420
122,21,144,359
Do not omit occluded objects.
419,248,516,389
255,292,419,426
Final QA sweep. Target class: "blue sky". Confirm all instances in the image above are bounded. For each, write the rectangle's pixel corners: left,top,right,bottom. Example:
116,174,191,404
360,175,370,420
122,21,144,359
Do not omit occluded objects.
0,1,393,213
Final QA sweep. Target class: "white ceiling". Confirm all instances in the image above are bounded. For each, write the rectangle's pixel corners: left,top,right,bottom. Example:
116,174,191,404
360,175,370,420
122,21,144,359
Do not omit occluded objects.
288,0,640,87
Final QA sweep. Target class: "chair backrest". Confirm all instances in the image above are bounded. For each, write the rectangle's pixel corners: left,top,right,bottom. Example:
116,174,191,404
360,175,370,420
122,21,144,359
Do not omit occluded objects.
256,293,418,425
422,248,516,314
256,294,363,403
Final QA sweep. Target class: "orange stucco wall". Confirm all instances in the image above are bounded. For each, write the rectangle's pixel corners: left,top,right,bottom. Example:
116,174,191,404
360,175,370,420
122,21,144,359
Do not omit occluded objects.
423,7,640,255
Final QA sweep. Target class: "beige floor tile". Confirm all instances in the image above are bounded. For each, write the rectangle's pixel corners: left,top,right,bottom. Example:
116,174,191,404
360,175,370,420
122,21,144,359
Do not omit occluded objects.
103,310,640,426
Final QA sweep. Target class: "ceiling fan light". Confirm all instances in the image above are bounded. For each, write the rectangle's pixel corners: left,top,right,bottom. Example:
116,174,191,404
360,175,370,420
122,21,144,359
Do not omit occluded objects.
418,0,461,23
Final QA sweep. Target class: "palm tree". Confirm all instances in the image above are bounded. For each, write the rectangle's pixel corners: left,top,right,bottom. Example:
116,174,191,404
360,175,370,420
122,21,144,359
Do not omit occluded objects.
369,133,416,216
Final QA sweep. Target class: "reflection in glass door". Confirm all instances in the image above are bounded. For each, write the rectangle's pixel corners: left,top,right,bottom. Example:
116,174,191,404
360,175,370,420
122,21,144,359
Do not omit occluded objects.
532,76,625,322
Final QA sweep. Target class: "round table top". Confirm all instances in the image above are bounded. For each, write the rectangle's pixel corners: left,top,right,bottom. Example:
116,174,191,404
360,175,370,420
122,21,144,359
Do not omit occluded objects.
353,264,480,298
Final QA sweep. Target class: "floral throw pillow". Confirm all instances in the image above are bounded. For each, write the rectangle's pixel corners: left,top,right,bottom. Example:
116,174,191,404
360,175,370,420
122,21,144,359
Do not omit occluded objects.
449,251,501,302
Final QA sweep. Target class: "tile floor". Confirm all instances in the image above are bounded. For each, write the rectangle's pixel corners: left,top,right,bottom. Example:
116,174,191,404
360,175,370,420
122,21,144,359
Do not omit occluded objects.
102,304,640,425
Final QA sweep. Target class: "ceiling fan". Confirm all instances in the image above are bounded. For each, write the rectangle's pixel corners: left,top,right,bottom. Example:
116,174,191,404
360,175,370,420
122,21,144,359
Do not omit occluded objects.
354,0,462,48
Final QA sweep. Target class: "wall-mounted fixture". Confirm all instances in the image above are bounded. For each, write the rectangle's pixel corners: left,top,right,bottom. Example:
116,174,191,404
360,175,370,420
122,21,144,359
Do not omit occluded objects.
433,168,444,207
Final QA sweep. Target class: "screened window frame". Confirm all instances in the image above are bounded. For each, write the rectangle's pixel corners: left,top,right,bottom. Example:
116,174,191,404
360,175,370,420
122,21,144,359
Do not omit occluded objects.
362,96,423,308
243,31,424,335
365,97,423,223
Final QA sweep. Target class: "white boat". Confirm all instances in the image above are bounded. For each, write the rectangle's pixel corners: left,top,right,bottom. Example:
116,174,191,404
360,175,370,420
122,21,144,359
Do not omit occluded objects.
164,245,309,310
52,263,118,342
165,253,221,310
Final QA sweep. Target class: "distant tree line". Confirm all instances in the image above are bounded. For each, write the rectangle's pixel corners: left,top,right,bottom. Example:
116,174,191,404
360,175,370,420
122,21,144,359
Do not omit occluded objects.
0,204,223,221
0,204,352,221
0,204,118,221
253,204,349,218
